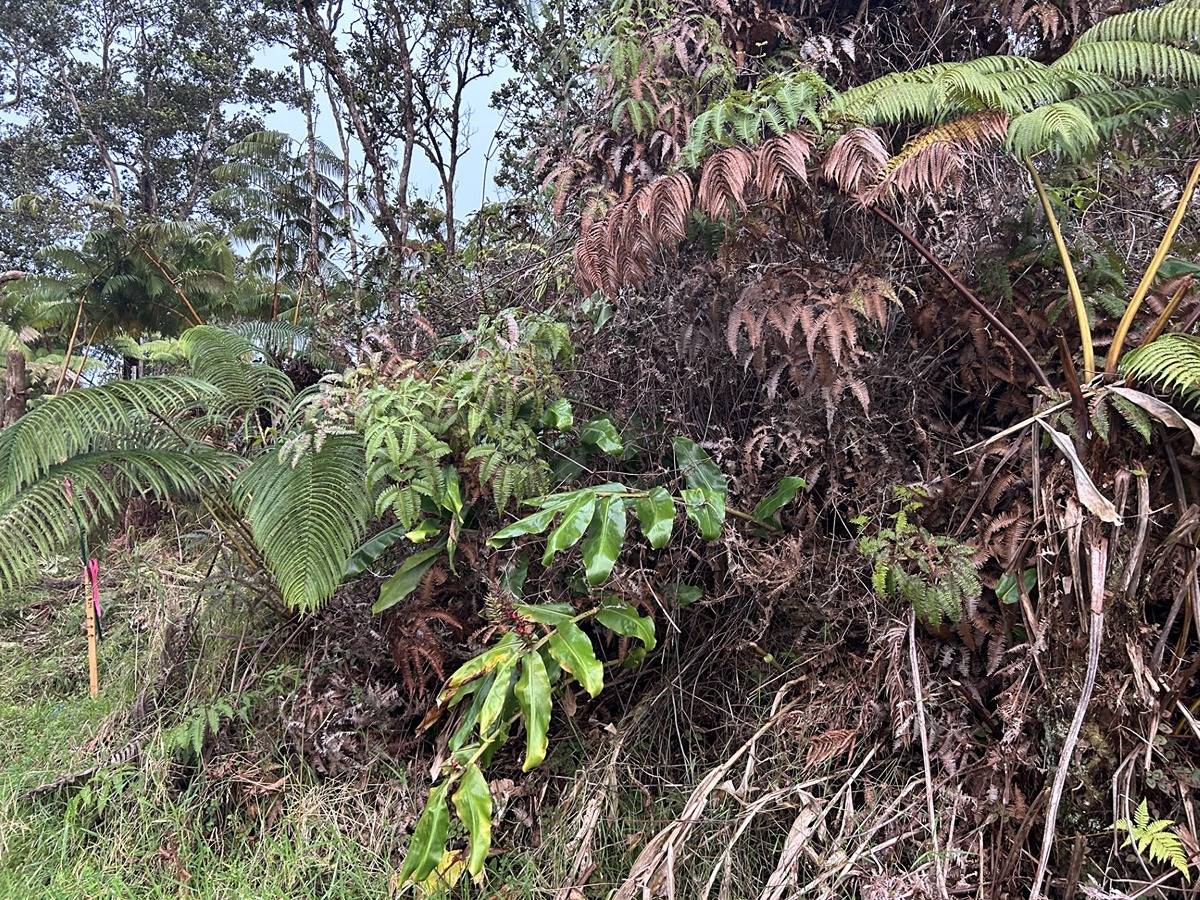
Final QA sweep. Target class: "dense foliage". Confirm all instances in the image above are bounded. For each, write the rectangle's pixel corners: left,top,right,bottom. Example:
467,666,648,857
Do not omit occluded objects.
2,0,1200,896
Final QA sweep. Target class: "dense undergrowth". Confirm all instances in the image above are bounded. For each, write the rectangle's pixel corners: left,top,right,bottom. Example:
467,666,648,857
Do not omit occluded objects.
4,0,1200,896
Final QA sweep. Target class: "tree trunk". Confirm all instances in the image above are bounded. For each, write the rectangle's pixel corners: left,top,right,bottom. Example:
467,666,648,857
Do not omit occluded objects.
3,350,28,426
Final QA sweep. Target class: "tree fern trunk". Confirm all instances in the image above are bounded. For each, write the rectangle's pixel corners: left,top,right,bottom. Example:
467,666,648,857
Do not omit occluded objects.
3,350,27,425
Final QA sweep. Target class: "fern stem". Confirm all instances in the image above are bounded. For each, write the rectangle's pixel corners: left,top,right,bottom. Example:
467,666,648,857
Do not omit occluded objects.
1140,276,1193,350
1025,157,1094,382
53,291,87,395
1105,159,1200,375
870,207,1051,388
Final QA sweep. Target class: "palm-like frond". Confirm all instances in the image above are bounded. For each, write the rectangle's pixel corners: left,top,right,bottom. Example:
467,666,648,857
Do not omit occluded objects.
220,320,326,365
1121,333,1200,399
0,377,219,497
0,449,240,592
1005,101,1103,159
232,436,369,612
1078,3,1200,49
178,325,295,420
1054,40,1200,83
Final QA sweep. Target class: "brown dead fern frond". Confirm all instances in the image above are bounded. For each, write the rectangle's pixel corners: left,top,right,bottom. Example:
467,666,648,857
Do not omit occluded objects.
867,112,1010,205
754,131,815,201
698,146,755,219
821,126,888,198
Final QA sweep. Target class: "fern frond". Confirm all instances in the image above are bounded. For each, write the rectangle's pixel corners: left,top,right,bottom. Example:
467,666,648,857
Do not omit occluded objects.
1055,40,1200,84
1121,333,1200,399
1005,101,1102,160
0,377,218,497
220,320,323,364
178,325,295,420
869,112,1009,203
1079,2,1200,50
232,436,370,611
0,449,239,592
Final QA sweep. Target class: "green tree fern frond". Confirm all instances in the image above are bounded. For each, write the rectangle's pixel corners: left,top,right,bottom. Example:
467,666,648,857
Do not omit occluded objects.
0,449,239,592
1005,101,1103,159
1116,799,1191,881
232,436,370,612
0,377,219,497
220,320,325,365
1121,333,1200,399
1054,40,1200,84
178,325,295,420
1079,2,1200,49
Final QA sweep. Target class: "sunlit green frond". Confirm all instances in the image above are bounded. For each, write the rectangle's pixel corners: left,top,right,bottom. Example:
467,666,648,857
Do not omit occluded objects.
232,436,370,611
1121,333,1200,399
178,325,295,419
1005,101,1102,160
826,78,941,125
1078,1,1200,49
220,320,325,365
0,448,240,592
0,376,219,497
1055,40,1200,83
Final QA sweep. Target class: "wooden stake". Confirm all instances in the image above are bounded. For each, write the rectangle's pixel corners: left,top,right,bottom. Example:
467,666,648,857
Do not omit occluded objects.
84,567,99,698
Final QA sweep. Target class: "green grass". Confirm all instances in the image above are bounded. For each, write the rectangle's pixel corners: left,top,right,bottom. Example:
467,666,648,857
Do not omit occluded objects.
0,555,400,900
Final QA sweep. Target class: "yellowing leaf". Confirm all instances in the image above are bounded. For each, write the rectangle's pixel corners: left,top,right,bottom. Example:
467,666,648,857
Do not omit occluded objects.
452,763,493,878
439,634,520,702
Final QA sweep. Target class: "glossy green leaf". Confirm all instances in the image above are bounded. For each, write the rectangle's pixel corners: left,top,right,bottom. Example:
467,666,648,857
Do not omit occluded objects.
441,465,463,517
488,507,559,546
581,418,623,455
515,601,576,626
581,495,627,585
452,763,493,877
541,398,574,430
541,492,597,566
515,652,551,771
596,597,656,650
342,523,409,579
751,476,806,526
673,436,727,494
439,634,521,702
548,620,604,698
372,541,447,613
478,656,516,738
681,487,725,540
449,676,489,751
635,486,675,549
398,782,451,884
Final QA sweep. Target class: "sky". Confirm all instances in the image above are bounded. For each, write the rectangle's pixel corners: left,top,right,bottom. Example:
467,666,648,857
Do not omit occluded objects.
258,44,513,220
